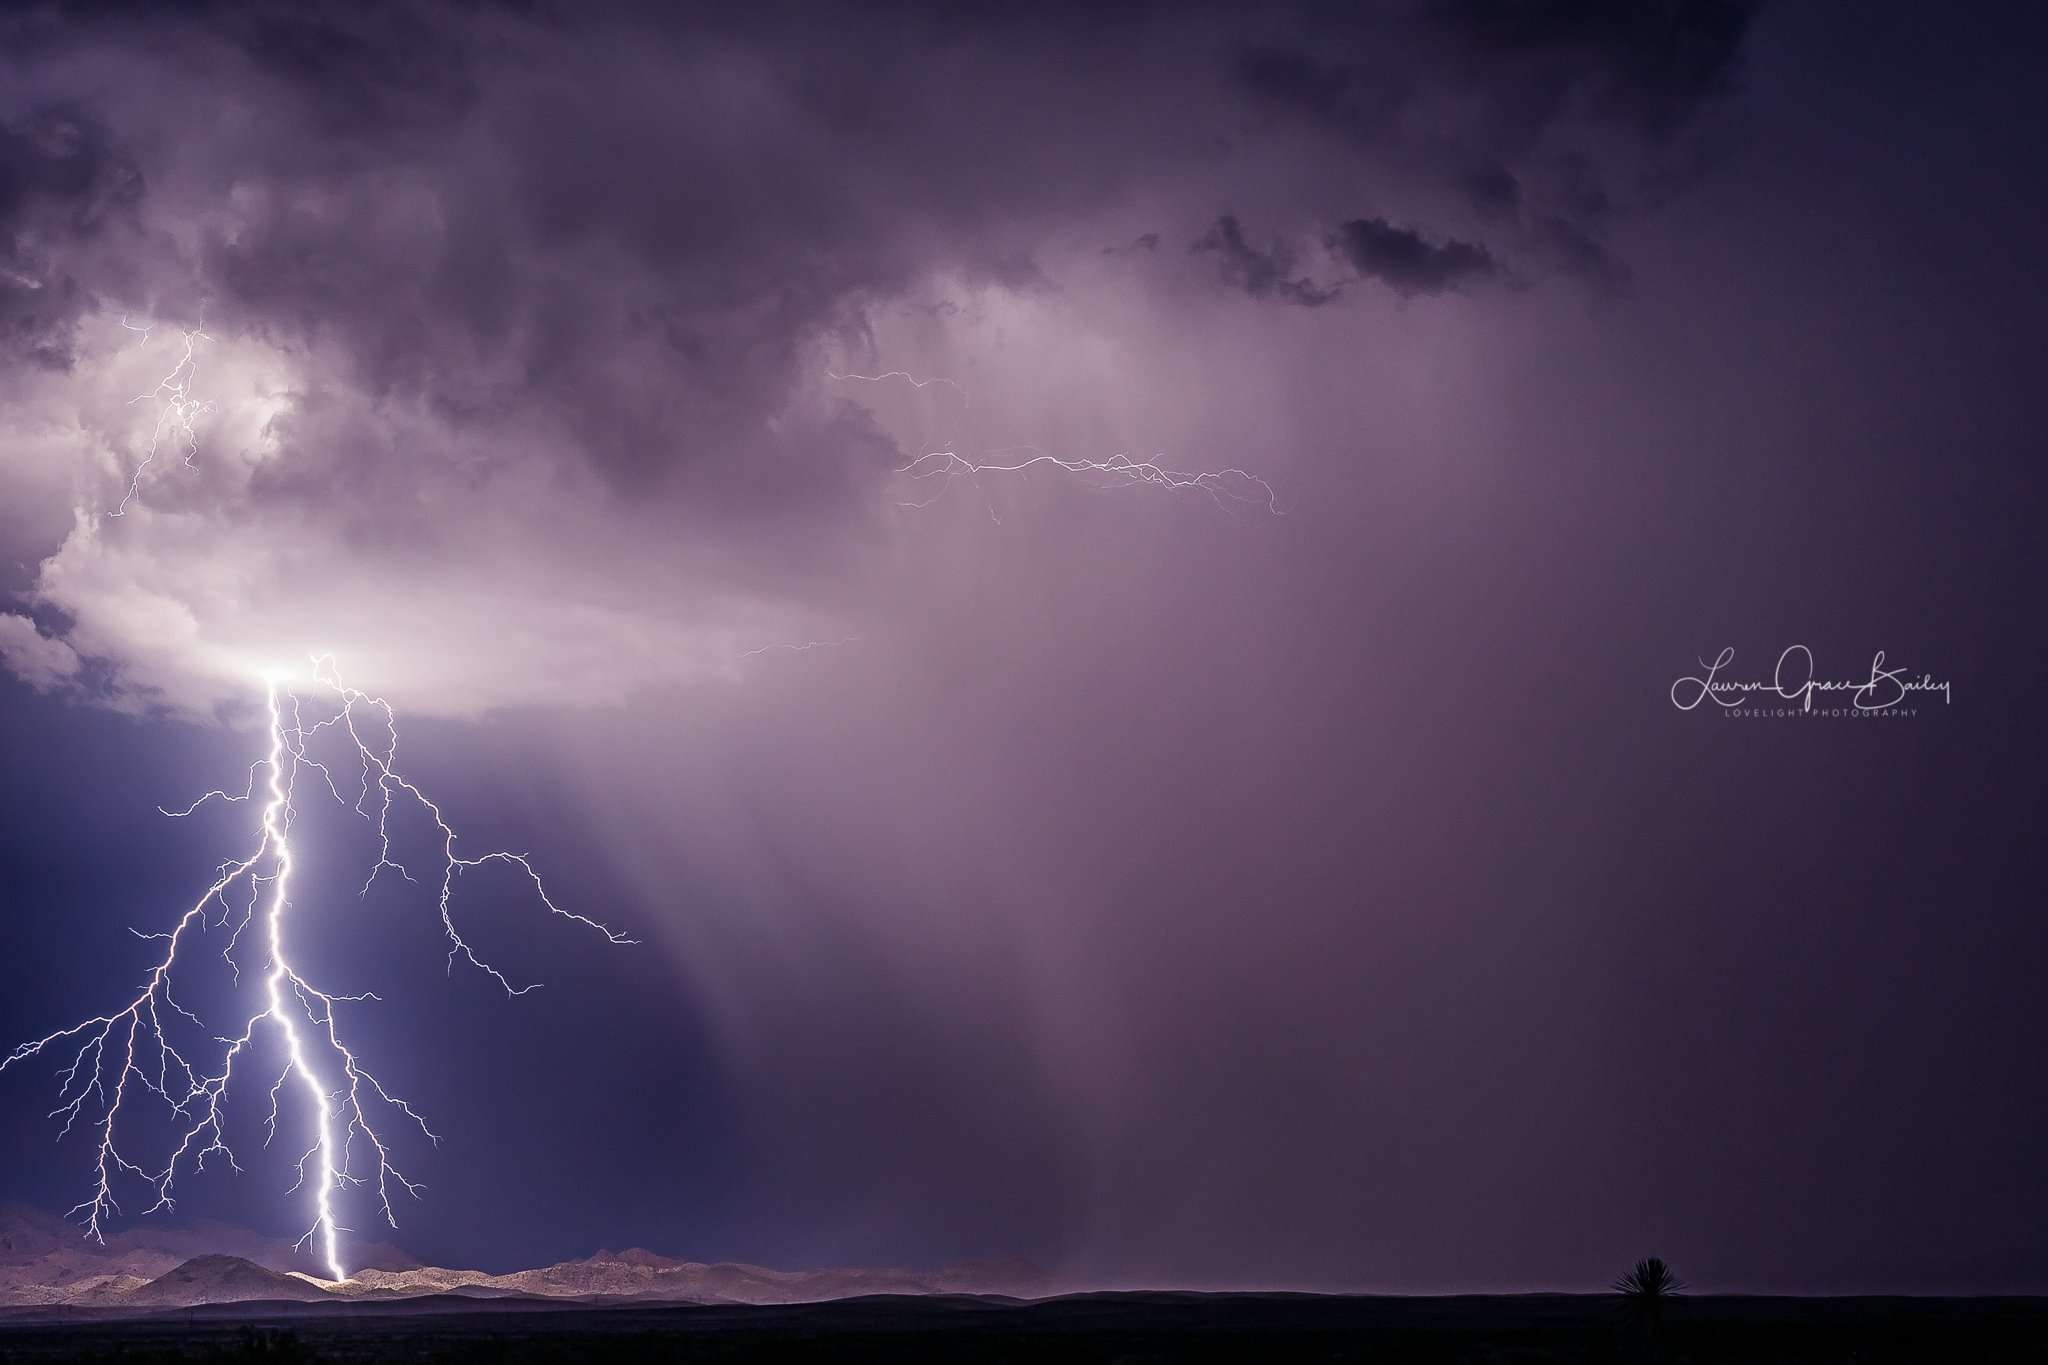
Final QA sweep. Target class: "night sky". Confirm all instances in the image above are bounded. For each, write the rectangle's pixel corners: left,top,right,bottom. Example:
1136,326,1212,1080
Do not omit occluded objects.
1,1,2044,1295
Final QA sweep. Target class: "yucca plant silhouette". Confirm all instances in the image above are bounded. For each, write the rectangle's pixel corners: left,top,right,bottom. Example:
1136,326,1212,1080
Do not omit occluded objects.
1613,1257,1684,1362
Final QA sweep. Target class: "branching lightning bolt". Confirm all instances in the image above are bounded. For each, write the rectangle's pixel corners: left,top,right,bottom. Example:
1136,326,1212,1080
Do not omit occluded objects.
110,325,214,517
0,658,632,1281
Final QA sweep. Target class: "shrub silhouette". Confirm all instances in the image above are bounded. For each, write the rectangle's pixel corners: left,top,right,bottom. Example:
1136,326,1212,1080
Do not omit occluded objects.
1613,1257,1684,1362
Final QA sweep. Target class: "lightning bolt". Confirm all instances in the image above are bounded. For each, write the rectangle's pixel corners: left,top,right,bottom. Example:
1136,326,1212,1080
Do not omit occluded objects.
896,446,1281,517
0,657,632,1281
110,324,213,517
828,369,1281,519
825,369,972,408
738,635,861,659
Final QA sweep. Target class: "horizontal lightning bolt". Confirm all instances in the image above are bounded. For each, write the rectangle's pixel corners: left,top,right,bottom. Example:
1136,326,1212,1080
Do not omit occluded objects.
825,369,972,408
828,368,1280,519
896,446,1281,517
738,636,861,659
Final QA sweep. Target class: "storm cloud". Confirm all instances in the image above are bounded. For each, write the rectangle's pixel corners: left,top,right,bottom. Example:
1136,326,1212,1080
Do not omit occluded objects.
1329,216,1497,296
1192,215,1341,306
3,0,2041,1303
0,105,142,370
0,0,1753,715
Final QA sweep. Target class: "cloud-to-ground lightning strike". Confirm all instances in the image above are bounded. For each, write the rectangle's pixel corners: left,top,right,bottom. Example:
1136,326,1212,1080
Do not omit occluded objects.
827,370,1281,518
0,658,632,1282
110,324,214,517
0,330,1262,1283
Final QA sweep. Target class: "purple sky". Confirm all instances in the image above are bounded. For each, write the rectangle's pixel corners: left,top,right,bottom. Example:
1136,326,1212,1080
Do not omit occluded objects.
1,1,2044,1293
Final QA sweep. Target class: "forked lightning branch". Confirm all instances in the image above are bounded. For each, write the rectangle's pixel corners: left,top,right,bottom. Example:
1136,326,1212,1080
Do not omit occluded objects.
0,660,633,1281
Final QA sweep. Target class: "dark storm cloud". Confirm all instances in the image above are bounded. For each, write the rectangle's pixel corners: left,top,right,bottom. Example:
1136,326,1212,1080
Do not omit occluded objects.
1328,215,1497,296
0,0,1758,474
1234,42,1409,143
1232,0,1757,295
0,107,141,370
230,8,483,133
1459,163,1523,220
13,4,1024,521
1422,0,1761,139
0,0,1768,717
1528,213,1630,294
1236,0,1759,149
1192,215,1340,307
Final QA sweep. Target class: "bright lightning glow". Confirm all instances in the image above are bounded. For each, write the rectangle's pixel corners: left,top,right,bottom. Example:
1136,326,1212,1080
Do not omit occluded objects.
110,325,214,517
0,658,632,1281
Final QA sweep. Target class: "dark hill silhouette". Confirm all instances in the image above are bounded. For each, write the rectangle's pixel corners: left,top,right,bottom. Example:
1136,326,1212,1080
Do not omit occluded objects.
0,1202,1055,1309
122,1255,332,1306
0,1201,415,1279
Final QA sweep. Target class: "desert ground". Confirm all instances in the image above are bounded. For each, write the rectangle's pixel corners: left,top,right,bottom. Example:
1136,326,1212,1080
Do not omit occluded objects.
4,1203,2044,1361
4,1291,2048,1363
